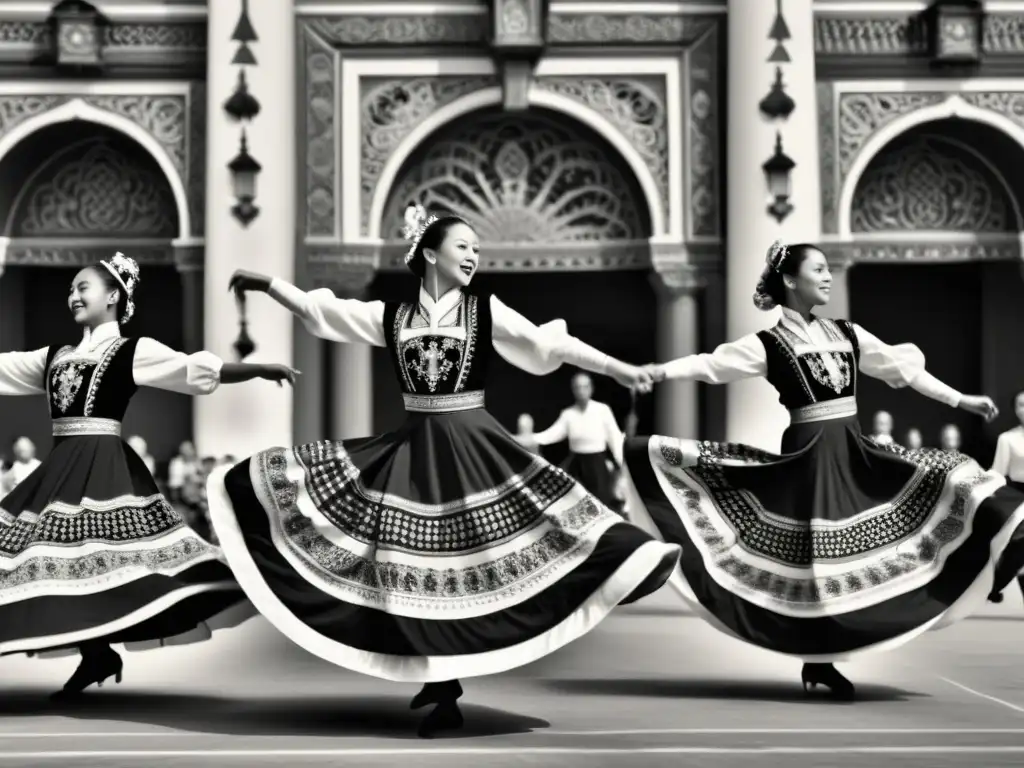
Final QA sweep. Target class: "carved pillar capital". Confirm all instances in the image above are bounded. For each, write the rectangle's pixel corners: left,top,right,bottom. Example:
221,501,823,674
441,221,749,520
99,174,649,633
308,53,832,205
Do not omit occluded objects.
490,0,546,111
307,250,378,298
171,239,204,273
649,263,708,298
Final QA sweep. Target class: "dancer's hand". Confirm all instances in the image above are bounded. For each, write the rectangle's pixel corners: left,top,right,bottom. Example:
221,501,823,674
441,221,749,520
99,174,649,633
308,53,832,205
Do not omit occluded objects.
959,395,999,422
228,269,272,295
608,360,653,394
642,363,667,384
260,364,301,387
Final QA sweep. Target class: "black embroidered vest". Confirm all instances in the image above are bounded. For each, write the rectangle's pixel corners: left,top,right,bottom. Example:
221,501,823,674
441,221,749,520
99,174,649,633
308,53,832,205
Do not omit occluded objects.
45,337,140,422
382,291,493,396
756,318,860,410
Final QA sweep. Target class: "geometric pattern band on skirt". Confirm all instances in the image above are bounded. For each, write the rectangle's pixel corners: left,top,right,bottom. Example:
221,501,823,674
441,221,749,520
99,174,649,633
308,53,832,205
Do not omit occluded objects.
206,407,680,682
0,434,254,657
622,417,1024,663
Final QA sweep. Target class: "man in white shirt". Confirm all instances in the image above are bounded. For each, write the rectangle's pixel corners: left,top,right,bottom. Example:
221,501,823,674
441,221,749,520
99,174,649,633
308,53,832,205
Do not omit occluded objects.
988,391,1024,605
523,372,626,515
2,437,41,495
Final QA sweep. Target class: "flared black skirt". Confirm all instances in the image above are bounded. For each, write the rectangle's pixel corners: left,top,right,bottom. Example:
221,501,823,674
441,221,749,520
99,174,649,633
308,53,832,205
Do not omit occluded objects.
206,407,680,682
0,434,253,656
624,415,1024,661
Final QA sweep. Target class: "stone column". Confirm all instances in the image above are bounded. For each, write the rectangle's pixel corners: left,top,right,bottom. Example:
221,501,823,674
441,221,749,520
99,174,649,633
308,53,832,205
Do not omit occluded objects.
726,0,821,451
172,239,204,354
197,1,296,456
650,264,704,439
325,265,376,440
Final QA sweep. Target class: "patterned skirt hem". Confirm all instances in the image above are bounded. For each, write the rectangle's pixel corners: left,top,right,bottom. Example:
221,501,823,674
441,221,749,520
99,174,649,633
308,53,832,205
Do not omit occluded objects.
207,465,675,683
621,447,1024,662
0,582,254,657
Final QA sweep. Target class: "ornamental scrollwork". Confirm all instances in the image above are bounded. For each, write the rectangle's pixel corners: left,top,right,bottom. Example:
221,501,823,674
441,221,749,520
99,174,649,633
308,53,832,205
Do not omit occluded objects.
831,241,1020,264
5,245,174,268
361,76,498,236
851,135,1012,233
84,96,187,173
304,30,336,238
818,82,839,234
531,77,669,224
837,93,947,177
814,14,1024,56
381,111,648,244
12,138,179,237
306,16,487,46
547,14,716,45
687,28,720,238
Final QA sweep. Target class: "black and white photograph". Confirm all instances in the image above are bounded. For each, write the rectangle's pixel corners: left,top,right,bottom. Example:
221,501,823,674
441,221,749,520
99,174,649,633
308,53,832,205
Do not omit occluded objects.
1,0,1024,765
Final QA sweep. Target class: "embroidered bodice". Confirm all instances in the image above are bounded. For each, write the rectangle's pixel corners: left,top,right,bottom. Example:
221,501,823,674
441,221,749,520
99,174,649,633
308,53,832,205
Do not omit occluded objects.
383,291,493,396
757,318,859,409
45,337,140,422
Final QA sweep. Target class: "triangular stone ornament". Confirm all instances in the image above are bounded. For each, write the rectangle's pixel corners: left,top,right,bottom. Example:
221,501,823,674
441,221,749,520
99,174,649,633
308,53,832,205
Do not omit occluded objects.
768,43,791,62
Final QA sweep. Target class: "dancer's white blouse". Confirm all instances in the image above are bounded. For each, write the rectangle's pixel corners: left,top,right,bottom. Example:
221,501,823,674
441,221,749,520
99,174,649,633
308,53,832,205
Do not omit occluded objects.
267,279,612,376
0,321,223,397
660,306,962,408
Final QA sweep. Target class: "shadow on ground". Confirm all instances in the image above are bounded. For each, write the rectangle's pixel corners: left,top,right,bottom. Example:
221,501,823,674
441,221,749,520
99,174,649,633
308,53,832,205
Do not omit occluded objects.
0,690,549,739
541,677,925,705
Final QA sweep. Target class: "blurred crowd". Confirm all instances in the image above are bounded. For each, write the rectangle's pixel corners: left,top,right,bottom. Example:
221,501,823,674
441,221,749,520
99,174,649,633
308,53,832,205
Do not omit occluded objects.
0,435,233,544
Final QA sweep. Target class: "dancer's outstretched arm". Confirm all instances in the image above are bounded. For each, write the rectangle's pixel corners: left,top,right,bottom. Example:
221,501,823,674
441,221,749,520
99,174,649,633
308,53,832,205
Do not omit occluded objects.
646,334,768,386
852,323,996,421
488,295,652,392
229,269,386,347
531,409,570,447
131,338,296,392
0,349,47,396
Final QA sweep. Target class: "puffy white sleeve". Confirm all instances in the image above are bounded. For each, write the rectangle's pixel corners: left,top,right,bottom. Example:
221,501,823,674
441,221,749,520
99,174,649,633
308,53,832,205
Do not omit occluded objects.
490,295,610,376
532,409,570,446
0,348,48,396
268,278,386,346
133,338,224,396
852,324,962,408
659,334,768,384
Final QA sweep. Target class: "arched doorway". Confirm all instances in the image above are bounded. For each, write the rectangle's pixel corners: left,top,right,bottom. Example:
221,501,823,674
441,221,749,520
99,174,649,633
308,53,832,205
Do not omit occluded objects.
847,119,1024,462
0,122,190,471
367,107,657,440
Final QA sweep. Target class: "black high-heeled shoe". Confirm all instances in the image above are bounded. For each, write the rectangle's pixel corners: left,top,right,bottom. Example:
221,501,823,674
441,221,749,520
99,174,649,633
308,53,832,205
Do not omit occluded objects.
417,700,464,738
801,663,855,701
410,679,463,710
50,646,123,701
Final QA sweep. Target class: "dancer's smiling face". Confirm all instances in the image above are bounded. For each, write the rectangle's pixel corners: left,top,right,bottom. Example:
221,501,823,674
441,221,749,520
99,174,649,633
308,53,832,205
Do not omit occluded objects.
68,266,121,328
781,246,833,309
422,221,480,290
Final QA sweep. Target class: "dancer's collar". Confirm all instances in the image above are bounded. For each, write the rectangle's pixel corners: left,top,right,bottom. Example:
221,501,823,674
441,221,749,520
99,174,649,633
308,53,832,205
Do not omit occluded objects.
79,321,121,349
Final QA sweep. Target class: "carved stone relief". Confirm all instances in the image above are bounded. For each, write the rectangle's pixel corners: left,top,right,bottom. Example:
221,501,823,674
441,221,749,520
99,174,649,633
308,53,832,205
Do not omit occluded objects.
303,28,336,238
547,14,717,45
823,90,1024,234
687,27,720,238
5,243,174,268
0,93,195,235
381,111,648,243
305,16,488,47
814,13,1024,56
360,76,498,236
12,138,178,237
531,76,669,224
851,135,1013,233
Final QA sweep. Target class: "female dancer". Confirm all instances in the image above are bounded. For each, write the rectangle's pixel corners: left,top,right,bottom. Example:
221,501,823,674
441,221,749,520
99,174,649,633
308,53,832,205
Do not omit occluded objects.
209,206,680,737
0,253,296,698
624,241,1024,700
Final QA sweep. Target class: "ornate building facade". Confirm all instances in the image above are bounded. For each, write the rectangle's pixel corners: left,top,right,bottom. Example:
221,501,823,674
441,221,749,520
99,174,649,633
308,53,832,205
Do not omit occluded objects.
0,0,1021,462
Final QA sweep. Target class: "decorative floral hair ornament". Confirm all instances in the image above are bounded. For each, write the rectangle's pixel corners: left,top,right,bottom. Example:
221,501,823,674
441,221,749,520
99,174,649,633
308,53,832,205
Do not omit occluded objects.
402,203,438,264
752,240,789,311
99,251,141,324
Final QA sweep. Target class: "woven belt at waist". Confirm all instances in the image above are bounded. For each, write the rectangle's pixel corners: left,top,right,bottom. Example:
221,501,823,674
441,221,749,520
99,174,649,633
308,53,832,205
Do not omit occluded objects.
52,417,122,437
789,396,857,425
403,391,485,413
